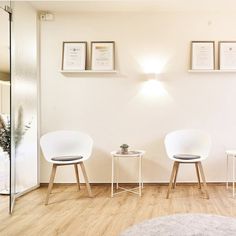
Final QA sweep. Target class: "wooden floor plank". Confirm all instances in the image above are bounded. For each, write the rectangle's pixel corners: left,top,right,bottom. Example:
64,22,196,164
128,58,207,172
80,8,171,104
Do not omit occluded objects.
0,184,236,236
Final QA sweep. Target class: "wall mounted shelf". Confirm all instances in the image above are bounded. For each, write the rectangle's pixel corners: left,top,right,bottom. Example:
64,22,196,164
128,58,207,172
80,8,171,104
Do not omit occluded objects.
188,70,236,73
60,70,118,74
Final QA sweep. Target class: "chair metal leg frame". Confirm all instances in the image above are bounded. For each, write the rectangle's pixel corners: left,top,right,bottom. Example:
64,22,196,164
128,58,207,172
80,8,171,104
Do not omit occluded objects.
197,162,209,199
166,161,178,199
80,162,93,197
74,164,81,190
195,163,201,189
173,162,180,189
45,164,57,205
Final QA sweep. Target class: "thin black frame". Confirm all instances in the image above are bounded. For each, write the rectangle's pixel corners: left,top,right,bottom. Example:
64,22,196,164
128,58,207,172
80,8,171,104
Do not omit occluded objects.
61,41,87,71
91,41,115,71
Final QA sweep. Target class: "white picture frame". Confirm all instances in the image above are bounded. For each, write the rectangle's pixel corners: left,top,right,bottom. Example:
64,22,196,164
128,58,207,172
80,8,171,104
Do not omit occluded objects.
219,41,236,70
91,41,115,71
191,41,215,70
62,42,87,71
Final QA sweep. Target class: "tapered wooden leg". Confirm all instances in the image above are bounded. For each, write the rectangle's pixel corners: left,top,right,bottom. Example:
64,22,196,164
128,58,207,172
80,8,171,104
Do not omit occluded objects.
198,162,209,199
166,162,178,199
45,164,57,205
195,163,201,189
173,162,180,189
80,162,93,197
74,164,81,190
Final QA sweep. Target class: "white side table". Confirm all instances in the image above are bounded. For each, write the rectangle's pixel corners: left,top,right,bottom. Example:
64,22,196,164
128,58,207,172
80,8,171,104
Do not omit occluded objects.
226,150,236,197
111,150,145,197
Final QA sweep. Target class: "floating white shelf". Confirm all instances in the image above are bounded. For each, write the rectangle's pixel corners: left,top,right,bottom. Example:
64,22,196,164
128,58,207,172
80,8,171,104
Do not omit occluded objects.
60,70,118,74
188,69,236,73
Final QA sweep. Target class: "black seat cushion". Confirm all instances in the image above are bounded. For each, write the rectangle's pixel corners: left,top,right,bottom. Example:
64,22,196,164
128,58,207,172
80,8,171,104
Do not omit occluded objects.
173,154,200,160
51,156,83,161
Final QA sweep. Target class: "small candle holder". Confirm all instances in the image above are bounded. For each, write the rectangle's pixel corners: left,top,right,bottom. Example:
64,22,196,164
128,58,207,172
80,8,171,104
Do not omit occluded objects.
120,144,129,154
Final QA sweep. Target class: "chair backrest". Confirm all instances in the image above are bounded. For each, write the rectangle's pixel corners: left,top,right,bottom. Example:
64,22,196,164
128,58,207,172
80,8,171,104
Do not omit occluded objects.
40,130,93,162
164,129,211,160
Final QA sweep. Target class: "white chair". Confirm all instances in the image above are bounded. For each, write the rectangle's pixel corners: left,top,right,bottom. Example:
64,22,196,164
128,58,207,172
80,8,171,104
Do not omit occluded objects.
164,129,211,199
40,130,93,205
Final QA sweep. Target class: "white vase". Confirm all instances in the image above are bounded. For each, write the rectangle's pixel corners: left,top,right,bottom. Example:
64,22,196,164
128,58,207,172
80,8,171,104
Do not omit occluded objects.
0,151,9,195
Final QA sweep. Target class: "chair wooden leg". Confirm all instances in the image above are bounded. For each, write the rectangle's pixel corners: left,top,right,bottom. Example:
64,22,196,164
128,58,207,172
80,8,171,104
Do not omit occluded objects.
45,164,57,205
80,162,93,197
197,162,209,199
74,164,81,190
166,162,178,199
195,163,201,189
173,162,180,189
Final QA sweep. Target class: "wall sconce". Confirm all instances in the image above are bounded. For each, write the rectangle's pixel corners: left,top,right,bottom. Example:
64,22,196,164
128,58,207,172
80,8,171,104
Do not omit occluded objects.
140,76,168,98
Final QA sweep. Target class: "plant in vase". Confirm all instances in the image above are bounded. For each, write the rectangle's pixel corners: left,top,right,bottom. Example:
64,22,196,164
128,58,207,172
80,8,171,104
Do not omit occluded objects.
14,106,32,148
0,107,32,195
120,144,129,154
14,106,32,193
0,114,10,195
0,114,10,156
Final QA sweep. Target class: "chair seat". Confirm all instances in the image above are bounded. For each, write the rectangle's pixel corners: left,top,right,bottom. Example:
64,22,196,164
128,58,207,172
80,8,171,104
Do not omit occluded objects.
51,156,83,162
171,154,204,163
173,154,201,160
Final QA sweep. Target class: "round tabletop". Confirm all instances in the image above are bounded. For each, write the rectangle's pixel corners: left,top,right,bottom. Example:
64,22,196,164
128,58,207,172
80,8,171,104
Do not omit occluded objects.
111,150,145,157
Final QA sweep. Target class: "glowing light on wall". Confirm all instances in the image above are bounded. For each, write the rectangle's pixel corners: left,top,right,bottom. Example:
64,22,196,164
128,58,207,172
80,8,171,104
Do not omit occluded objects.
140,79,168,98
140,57,168,74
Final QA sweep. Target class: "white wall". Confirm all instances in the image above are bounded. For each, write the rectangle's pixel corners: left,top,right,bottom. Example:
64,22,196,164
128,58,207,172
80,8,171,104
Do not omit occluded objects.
0,83,10,114
40,11,236,183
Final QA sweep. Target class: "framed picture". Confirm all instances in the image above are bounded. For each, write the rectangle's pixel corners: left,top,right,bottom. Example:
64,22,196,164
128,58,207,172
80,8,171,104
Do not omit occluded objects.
191,41,215,70
91,41,115,71
219,41,236,70
62,41,87,71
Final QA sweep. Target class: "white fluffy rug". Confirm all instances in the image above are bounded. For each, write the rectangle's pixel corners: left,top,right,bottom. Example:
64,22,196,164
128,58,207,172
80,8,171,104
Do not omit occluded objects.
120,214,236,236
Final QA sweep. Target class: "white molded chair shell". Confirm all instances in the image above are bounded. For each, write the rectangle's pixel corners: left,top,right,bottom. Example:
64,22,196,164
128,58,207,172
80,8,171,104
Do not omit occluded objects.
164,130,211,163
40,130,93,164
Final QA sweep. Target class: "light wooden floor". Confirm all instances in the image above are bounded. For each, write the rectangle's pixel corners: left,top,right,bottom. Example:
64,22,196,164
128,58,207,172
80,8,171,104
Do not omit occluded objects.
1,184,236,236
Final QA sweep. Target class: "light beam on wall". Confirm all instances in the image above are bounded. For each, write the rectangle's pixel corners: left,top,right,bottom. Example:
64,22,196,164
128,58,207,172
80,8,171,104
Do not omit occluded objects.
140,79,168,98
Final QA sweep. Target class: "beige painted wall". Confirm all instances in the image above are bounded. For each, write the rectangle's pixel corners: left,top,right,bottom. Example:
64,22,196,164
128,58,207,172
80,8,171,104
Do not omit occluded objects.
40,11,236,183
0,83,10,114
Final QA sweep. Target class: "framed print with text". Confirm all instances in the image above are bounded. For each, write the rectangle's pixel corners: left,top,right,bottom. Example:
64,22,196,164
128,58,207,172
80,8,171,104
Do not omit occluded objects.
62,41,87,71
219,41,236,70
191,41,215,70
91,41,115,71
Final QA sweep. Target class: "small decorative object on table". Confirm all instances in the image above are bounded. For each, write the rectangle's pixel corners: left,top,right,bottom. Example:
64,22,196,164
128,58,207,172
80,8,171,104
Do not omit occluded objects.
120,144,129,154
